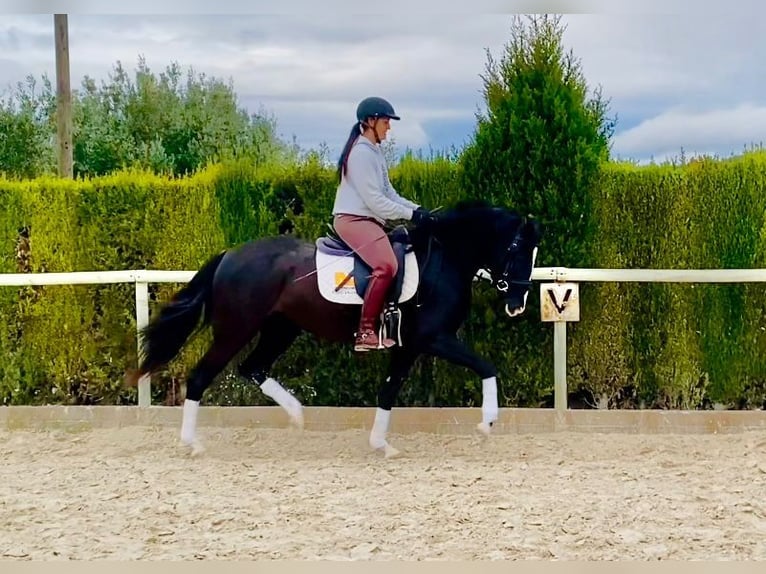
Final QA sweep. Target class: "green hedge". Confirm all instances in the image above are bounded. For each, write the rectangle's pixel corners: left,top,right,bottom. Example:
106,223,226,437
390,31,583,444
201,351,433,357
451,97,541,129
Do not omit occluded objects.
1,152,766,409
569,152,766,409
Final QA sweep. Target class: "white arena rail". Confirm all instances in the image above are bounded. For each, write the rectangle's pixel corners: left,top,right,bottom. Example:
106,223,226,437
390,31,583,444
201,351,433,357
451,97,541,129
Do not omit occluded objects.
0,270,194,408
3,266,766,409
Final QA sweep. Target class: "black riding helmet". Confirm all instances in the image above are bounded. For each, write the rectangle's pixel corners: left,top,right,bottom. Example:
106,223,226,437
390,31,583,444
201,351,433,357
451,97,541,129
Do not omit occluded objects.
356,96,400,122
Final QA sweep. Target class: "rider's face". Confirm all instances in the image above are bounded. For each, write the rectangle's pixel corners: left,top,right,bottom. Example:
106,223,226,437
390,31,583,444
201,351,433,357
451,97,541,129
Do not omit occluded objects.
364,117,391,142
375,117,391,141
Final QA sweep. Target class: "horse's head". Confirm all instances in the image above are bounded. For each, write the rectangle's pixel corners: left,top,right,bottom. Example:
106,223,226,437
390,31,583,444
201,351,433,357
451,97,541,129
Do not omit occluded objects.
486,210,542,318
416,200,542,318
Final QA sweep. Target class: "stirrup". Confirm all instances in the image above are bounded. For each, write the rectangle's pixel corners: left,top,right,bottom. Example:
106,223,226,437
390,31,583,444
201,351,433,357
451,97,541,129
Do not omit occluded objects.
382,304,402,347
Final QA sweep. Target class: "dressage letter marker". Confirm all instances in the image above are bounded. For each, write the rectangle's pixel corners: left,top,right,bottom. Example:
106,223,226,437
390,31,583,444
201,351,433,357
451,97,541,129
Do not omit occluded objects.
540,282,580,322
540,282,580,411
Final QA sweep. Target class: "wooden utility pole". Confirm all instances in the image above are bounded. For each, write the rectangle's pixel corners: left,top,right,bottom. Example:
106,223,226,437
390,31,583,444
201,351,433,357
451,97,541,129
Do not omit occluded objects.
54,14,73,178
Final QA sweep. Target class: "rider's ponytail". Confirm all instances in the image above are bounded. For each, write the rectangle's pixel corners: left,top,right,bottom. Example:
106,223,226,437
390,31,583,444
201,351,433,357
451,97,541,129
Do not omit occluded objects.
337,122,362,183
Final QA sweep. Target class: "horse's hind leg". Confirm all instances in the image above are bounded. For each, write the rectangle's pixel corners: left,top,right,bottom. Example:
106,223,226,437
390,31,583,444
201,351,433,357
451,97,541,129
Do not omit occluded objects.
181,330,252,455
237,313,303,428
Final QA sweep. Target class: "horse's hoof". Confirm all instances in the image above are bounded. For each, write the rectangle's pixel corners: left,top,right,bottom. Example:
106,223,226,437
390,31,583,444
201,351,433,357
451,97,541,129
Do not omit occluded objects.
182,440,205,457
476,421,494,436
383,444,401,459
289,412,304,430
370,438,400,459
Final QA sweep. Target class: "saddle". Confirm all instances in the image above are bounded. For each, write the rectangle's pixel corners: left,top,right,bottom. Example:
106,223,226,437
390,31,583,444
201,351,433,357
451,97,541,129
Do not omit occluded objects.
314,224,420,346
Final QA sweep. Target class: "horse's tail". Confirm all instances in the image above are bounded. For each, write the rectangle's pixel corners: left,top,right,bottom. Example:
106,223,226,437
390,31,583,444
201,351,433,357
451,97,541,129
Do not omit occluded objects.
130,250,227,383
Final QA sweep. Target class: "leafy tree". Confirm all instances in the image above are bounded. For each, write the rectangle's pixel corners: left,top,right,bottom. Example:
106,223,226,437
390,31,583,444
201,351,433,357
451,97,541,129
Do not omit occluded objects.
457,14,616,407
0,57,293,179
460,13,615,268
0,75,56,179
72,57,293,177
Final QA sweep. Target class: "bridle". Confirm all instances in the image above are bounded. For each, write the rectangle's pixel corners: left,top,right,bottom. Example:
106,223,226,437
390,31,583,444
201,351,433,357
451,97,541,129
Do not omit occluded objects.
487,229,536,294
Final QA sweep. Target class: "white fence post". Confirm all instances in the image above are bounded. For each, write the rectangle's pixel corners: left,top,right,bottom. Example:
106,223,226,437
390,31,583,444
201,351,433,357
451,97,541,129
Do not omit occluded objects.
553,321,567,411
541,280,581,411
134,280,150,407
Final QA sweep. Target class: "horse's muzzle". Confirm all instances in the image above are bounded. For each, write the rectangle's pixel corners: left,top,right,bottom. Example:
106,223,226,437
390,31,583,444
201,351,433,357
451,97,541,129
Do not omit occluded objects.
503,291,529,318
505,303,526,318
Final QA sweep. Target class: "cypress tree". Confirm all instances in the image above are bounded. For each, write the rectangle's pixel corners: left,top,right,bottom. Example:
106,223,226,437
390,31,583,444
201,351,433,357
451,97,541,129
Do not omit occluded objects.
461,14,615,268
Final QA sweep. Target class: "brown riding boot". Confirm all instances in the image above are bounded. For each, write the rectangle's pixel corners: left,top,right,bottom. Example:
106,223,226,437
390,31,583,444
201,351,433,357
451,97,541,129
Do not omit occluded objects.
355,275,396,352
354,320,395,352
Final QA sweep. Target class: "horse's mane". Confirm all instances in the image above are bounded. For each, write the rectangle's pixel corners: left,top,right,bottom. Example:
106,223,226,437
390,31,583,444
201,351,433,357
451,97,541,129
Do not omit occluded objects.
433,199,521,240
440,198,520,218
436,198,521,226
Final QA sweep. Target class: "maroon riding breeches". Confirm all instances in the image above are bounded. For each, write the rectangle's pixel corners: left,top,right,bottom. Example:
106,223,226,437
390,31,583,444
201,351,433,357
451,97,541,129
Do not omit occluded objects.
333,214,398,325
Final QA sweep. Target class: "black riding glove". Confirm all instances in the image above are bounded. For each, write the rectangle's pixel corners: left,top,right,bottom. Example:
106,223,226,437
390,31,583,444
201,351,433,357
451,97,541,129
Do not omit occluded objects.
411,207,435,226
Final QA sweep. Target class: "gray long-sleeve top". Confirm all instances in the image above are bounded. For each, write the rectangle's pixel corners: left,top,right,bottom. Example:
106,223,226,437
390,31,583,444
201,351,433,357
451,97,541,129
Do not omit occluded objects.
332,137,419,223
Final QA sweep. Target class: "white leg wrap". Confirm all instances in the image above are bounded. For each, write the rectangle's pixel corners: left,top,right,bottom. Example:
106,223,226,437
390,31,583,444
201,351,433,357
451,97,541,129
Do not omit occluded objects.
181,399,199,445
369,407,391,450
261,377,303,424
482,376,499,424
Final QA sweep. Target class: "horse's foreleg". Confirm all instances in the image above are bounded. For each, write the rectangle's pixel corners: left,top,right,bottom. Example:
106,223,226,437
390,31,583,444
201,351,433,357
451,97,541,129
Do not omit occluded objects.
424,334,499,435
372,347,418,458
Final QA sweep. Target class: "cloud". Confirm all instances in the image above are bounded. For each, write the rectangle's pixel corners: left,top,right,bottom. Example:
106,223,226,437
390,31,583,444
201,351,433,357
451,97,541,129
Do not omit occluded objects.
562,12,766,105
0,14,510,152
0,12,764,161
557,11,766,163
613,103,766,162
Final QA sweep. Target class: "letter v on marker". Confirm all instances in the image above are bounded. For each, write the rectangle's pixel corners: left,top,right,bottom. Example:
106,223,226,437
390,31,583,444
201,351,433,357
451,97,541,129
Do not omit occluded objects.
547,288,572,314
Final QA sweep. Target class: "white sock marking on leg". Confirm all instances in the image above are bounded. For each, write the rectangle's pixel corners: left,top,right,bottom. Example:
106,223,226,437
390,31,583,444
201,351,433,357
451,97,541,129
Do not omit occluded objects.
261,377,303,423
482,376,498,425
181,398,199,445
370,407,391,450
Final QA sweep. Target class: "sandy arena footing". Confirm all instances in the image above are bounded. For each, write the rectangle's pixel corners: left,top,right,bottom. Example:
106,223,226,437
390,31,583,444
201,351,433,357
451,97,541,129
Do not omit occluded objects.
1,406,766,560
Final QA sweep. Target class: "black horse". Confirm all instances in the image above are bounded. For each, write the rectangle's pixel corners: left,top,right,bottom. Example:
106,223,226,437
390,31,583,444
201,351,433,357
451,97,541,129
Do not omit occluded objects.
129,200,542,457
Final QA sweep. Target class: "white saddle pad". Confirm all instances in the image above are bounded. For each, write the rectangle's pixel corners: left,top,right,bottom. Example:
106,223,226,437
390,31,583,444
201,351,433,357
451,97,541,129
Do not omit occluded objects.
315,250,420,305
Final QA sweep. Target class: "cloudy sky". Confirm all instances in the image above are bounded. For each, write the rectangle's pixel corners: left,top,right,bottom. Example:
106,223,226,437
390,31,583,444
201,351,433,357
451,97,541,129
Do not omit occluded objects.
1,3,764,164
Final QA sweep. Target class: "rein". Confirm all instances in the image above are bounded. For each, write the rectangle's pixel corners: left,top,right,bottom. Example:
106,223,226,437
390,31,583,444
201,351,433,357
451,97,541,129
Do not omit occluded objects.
415,232,441,308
